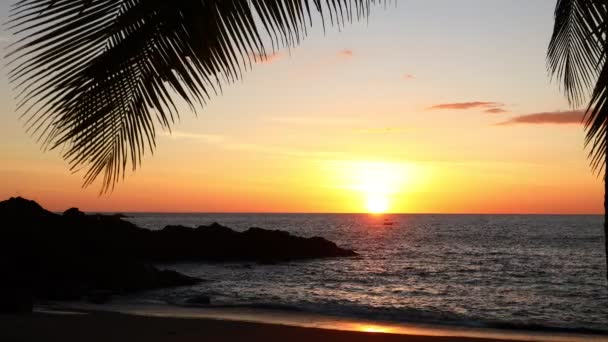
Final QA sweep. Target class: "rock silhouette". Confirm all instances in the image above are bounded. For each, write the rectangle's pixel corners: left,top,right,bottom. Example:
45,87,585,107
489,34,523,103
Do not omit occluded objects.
143,224,357,262
0,197,356,312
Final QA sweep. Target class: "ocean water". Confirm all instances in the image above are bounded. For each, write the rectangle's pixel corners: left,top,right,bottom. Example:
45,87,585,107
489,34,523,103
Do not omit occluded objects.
124,213,608,334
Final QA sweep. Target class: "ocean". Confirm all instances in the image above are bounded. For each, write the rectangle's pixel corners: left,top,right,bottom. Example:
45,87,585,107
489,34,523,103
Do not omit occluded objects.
122,213,607,334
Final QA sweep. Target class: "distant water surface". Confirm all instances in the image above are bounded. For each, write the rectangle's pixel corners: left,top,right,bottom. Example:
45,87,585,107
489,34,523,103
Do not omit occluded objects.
124,214,607,334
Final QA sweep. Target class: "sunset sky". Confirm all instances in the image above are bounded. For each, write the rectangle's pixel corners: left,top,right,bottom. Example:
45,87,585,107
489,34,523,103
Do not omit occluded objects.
0,0,602,214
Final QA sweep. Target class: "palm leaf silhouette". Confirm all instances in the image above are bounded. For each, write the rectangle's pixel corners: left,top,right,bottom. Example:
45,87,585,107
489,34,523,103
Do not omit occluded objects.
548,0,607,171
547,0,608,281
6,0,384,192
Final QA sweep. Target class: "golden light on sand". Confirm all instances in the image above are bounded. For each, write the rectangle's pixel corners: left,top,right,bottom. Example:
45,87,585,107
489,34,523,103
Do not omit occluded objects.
356,324,395,333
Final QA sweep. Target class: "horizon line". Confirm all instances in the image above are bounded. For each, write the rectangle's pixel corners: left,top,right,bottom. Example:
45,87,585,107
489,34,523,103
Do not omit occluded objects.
81,211,603,216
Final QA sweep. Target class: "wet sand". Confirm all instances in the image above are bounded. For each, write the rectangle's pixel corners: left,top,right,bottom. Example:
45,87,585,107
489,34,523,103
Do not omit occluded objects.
0,310,516,342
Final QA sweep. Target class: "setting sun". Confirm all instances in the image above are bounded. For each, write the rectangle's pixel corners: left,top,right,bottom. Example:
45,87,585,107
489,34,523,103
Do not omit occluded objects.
346,161,410,213
319,160,424,213
366,195,389,214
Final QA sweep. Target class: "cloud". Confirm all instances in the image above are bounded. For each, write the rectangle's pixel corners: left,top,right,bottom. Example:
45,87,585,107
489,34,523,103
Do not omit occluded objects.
250,51,282,64
428,102,503,110
496,110,585,126
485,108,508,114
402,74,415,80
337,49,354,58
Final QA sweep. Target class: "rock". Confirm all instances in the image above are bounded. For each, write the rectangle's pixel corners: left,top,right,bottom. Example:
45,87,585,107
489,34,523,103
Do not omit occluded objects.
0,196,55,221
185,295,211,305
63,207,86,218
154,269,201,288
85,290,113,304
145,223,357,262
0,197,356,304
0,197,203,303
0,288,33,314
198,222,236,234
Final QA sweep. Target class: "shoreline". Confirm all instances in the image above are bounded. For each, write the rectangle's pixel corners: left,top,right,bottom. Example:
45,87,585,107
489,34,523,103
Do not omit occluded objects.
0,310,505,342
26,302,608,342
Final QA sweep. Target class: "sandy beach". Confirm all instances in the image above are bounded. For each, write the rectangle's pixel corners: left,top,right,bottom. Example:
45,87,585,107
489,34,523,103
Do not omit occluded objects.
2,308,607,342
0,310,518,342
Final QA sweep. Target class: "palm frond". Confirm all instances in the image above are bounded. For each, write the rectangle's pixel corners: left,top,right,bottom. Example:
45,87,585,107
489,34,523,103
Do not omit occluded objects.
547,0,604,106
548,0,608,174
6,0,384,193
585,47,608,174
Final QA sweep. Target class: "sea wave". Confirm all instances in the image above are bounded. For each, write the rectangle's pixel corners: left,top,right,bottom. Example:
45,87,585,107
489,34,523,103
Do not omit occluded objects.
125,213,608,333
167,298,608,336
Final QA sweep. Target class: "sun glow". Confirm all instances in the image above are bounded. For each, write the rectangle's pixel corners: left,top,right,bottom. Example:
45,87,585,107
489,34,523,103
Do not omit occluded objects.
350,161,410,214
366,195,389,214
323,160,421,214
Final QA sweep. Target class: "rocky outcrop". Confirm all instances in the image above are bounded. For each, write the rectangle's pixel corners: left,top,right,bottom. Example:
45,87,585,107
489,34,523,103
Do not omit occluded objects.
0,197,200,312
142,223,357,262
0,197,356,312
0,288,32,314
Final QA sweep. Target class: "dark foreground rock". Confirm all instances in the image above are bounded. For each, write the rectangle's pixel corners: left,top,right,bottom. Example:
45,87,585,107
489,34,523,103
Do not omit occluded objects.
0,197,356,312
0,289,33,314
144,224,357,262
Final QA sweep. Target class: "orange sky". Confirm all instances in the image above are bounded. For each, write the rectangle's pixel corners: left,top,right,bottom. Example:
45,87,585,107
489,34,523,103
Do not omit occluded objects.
0,1,603,214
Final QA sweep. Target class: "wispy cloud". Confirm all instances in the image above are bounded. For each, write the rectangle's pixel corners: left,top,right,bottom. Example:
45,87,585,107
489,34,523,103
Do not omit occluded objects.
337,49,354,58
485,108,508,114
402,74,415,80
496,110,584,126
250,51,282,64
428,102,504,110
